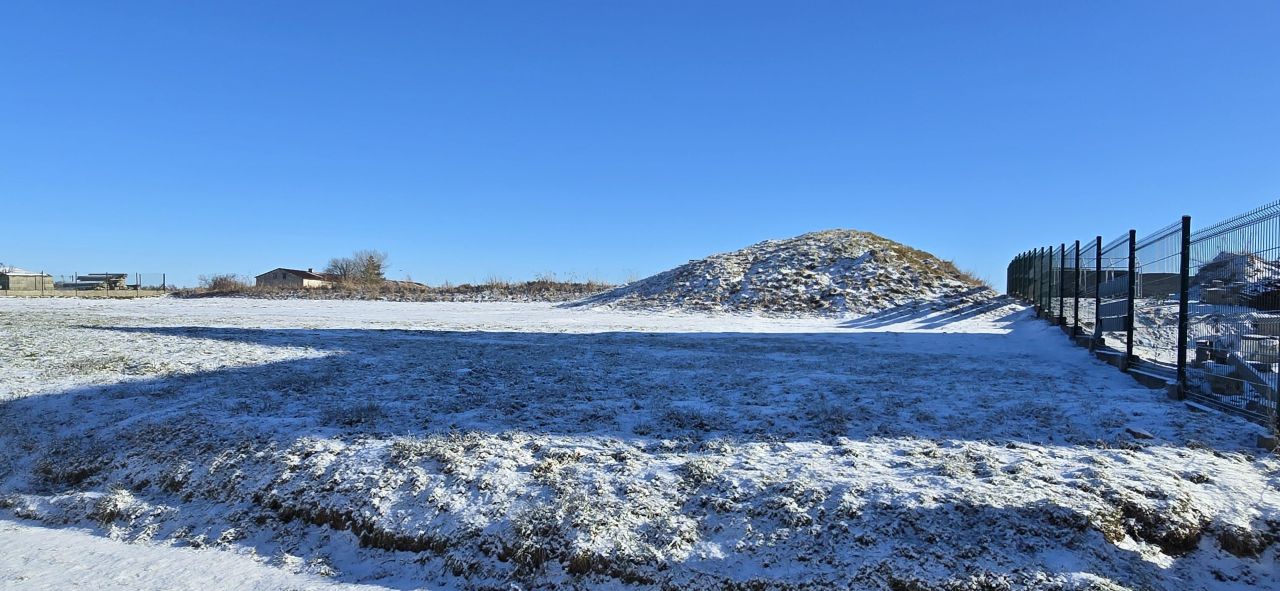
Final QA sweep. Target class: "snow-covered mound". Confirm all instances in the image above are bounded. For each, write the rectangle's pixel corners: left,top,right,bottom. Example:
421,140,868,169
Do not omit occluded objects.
1194,251,1280,285
1187,252,1280,309
572,229,990,316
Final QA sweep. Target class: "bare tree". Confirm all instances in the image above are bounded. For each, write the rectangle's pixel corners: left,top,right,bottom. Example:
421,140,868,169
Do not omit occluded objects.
325,250,388,286
324,256,359,282
353,249,388,285
198,273,250,292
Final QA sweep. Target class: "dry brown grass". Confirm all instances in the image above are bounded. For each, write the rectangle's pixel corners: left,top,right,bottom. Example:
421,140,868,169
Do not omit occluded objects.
177,274,252,296
174,276,614,302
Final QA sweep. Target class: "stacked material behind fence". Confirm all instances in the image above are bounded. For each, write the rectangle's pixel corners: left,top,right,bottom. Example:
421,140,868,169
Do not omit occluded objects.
1184,202,1280,426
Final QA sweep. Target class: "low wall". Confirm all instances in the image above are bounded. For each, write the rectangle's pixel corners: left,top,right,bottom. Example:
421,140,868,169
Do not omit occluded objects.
0,290,168,298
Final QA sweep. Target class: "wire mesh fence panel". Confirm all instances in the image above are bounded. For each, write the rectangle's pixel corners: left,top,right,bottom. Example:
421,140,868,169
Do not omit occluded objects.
1129,221,1185,376
1016,251,1035,302
1029,250,1039,304
1062,242,1079,330
1043,247,1052,316
1097,233,1131,353
47,272,172,294
1184,200,1280,428
1041,247,1051,314
1008,252,1029,301
1031,250,1040,309
1044,245,1054,315
135,273,171,291
1078,239,1098,337
1029,250,1039,312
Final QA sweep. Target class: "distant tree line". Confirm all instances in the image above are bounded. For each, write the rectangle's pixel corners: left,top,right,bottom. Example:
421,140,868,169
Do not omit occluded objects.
187,248,614,300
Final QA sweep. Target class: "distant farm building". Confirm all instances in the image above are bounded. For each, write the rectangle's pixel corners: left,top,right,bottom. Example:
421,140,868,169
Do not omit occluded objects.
0,266,54,291
255,268,334,289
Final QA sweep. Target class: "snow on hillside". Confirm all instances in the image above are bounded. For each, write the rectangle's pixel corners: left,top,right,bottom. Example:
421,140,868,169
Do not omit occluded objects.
571,229,990,316
1,298,1277,591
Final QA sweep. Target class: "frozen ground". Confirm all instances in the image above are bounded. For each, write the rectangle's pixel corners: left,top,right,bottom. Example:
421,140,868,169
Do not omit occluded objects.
0,519,380,590
0,297,1277,590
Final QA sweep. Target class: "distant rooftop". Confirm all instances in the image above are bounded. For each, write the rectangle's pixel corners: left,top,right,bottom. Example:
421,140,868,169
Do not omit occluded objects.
260,267,330,281
0,266,50,276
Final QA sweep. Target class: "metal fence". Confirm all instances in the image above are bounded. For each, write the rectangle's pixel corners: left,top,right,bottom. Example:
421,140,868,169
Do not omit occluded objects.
1098,232,1132,358
1007,201,1280,439
1,272,172,296
53,272,171,292
1077,238,1098,337
1131,220,1187,376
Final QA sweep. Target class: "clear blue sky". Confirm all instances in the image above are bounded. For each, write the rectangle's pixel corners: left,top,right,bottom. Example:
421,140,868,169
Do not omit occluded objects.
3,1,1277,288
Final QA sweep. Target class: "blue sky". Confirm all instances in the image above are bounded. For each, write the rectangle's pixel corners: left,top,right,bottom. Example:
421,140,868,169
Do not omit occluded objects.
2,1,1277,288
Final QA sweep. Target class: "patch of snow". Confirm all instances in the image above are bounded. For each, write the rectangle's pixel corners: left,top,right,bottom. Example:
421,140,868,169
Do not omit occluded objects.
0,519,382,590
0,298,1277,591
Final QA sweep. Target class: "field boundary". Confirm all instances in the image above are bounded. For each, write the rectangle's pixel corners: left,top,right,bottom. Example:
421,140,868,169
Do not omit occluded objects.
0,290,168,298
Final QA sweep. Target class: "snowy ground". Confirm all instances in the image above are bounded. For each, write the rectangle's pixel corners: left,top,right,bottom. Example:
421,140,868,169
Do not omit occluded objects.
1,297,1277,590
0,519,380,590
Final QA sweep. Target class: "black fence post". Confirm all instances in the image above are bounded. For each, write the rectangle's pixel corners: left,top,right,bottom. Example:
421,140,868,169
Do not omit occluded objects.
1029,251,1034,308
1092,236,1102,350
1036,247,1044,315
1021,252,1027,301
1047,245,1052,316
1125,230,1136,369
1029,246,1039,309
1048,246,1055,319
1073,240,1080,336
1033,249,1039,311
1045,246,1052,317
1008,257,1015,298
1014,254,1021,300
1058,243,1066,325
1015,253,1020,300
1025,251,1031,302
1029,246,1039,313
1176,215,1192,398
1049,246,1056,319
1027,251,1032,302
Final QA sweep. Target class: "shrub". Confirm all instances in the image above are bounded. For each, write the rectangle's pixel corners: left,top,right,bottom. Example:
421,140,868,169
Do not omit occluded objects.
197,274,251,292
326,250,389,286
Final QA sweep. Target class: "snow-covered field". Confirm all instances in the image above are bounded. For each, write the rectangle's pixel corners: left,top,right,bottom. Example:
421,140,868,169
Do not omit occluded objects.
1,297,1277,590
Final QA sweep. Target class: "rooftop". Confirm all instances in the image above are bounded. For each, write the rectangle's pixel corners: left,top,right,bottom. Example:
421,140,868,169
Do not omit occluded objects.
0,266,50,276
259,268,329,281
